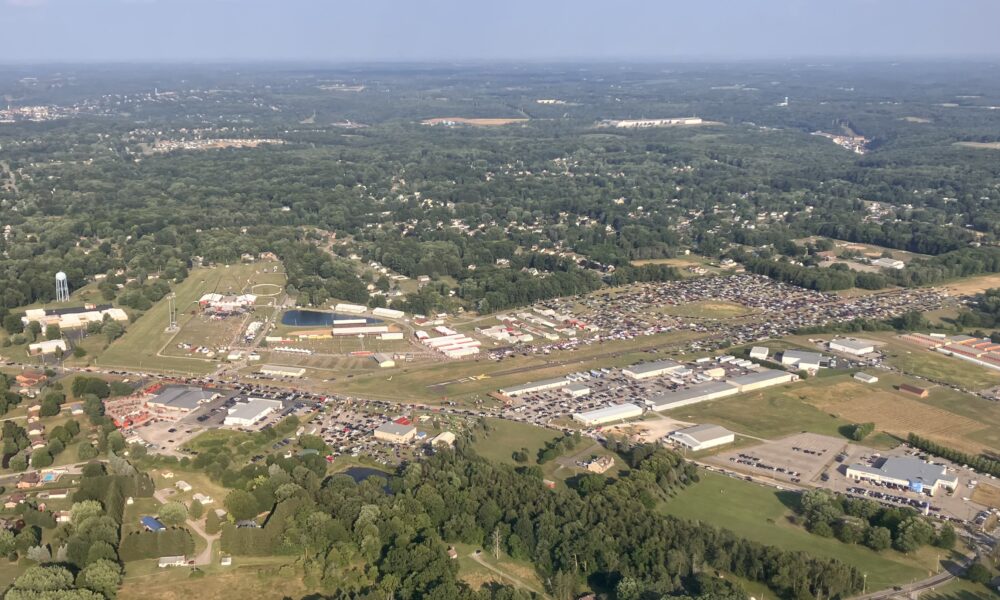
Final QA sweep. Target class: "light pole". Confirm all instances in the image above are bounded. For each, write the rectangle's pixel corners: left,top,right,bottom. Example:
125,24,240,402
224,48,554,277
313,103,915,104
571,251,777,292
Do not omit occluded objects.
862,573,867,595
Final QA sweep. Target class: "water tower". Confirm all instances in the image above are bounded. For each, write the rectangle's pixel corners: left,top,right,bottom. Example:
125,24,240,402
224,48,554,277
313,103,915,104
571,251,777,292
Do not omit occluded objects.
55,271,70,302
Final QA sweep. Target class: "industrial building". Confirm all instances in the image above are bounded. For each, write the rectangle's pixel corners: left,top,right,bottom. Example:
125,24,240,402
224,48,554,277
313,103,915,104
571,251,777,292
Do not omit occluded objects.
499,377,569,397
646,381,739,412
372,353,395,368
854,372,879,384
749,346,769,360
374,421,417,444
563,383,591,398
334,303,367,315
829,338,876,356
147,387,217,414
22,305,128,330
372,307,405,319
780,349,823,372
623,359,685,380
666,424,735,452
728,369,797,392
259,365,306,378
872,257,905,270
845,456,958,496
572,403,643,426
223,398,283,427
28,339,67,355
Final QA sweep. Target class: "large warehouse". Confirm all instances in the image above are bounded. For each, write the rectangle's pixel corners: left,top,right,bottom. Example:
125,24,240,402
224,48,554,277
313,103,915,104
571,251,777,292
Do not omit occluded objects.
147,386,217,414
666,424,735,452
646,381,739,412
499,377,569,397
223,398,283,427
780,350,823,372
374,422,417,444
845,456,959,496
572,403,643,426
623,359,685,380
728,369,797,393
259,365,306,378
829,338,876,356
22,305,129,329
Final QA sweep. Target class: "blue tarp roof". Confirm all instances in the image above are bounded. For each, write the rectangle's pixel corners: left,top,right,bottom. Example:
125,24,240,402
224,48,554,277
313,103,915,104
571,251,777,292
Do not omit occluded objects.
141,516,165,531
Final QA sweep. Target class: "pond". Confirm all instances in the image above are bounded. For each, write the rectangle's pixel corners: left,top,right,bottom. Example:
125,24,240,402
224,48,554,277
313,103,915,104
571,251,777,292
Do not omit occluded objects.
340,466,391,484
281,309,382,327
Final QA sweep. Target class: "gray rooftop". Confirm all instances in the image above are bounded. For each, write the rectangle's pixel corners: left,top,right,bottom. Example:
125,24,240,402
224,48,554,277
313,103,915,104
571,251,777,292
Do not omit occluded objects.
832,338,876,352
670,423,734,443
625,359,683,375
647,381,738,410
565,383,590,392
375,422,416,436
227,398,282,421
849,456,958,486
782,349,823,364
728,369,791,387
499,377,569,395
150,386,215,410
574,403,642,421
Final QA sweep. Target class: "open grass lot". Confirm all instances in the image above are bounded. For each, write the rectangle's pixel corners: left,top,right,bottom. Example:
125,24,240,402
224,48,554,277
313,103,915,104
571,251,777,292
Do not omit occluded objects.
664,379,852,440
453,542,548,596
421,117,529,126
119,557,309,600
939,273,1000,295
97,262,284,374
922,577,996,600
954,141,1000,150
661,471,944,592
971,482,1000,509
657,300,754,319
327,330,705,404
471,418,561,465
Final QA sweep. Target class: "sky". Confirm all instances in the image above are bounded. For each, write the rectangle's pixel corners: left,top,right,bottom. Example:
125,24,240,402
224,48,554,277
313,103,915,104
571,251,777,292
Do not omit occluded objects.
1,0,998,63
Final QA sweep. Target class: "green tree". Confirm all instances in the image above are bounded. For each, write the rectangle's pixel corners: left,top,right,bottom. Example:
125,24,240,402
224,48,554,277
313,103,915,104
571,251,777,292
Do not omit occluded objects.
189,499,204,520
76,559,123,598
45,324,61,341
158,502,188,527
224,489,260,521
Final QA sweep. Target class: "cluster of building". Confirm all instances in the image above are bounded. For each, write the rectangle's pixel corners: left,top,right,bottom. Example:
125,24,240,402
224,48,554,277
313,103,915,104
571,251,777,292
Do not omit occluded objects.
198,293,256,315
105,384,218,427
415,326,481,359
21,305,128,330
600,117,704,128
902,332,1000,372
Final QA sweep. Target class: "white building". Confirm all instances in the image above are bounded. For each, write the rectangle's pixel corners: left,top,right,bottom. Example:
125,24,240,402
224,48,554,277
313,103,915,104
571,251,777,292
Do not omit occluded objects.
845,456,958,496
749,346,769,361
728,369,797,392
372,307,405,319
572,403,643,426
830,338,876,356
667,424,736,452
372,353,395,368
334,303,367,315
563,383,591,398
872,257,905,270
499,377,569,397
781,350,823,372
431,431,456,448
623,359,684,380
374,422,417,444
259,365,306,378
646,381,739,412
224,398,283,427
854,372,879,384
28,339,67,355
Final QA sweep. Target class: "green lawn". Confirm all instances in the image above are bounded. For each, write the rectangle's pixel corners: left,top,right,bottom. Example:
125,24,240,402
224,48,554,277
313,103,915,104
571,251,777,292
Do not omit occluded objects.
661,471,948,592
874,333,1000,390
471,418,561,466
922,577,997,600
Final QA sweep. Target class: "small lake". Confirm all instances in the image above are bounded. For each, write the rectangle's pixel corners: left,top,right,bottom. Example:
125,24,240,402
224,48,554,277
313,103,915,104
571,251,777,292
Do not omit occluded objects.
340,466,390,483
281,309,382,327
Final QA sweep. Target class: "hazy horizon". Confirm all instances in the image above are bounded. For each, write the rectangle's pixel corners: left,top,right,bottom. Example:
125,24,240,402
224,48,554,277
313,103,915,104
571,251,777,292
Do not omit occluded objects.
1,0,999,63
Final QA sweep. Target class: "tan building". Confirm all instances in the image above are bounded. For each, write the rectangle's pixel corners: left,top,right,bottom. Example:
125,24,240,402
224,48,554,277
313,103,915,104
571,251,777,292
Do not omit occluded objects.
373,422,417,444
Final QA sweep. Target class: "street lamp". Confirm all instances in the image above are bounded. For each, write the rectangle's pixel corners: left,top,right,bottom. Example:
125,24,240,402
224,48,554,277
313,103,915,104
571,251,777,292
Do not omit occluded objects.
862,573,867,595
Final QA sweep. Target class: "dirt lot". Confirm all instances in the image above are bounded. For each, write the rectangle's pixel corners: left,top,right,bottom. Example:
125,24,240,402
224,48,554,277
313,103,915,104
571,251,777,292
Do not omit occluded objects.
940,273,1000,295
708,432,848,484
806,382,988,455
971,482,1000,509
602,413,692,443
421,117,528,126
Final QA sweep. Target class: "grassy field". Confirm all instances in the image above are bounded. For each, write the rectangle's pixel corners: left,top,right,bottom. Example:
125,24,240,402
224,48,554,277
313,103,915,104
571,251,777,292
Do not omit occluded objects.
118,556,308,600
662,471,946,592
922,577,996,600
471,418,561,465
954,141,1000,150
97,263,283,374
657,300,754,319
971,483,1000,509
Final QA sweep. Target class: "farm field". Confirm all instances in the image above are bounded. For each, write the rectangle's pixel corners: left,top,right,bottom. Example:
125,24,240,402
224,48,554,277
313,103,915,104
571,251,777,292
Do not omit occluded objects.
971,483,1000,510
662,471,944,592
870,332,1000,389
97,262,284,374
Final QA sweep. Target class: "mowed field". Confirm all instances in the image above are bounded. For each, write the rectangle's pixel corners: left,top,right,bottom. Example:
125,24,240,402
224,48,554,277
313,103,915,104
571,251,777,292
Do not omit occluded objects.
938,272,1000,295
657,300,755,319
954,141,1000,150
662,471,944,592
872,332,1000,390
97,262,285,374
971,483,1000,510
118,557,310,600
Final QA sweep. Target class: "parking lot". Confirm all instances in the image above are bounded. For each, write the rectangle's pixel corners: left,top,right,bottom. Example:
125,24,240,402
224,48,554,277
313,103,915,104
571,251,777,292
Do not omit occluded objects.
708,432,849,486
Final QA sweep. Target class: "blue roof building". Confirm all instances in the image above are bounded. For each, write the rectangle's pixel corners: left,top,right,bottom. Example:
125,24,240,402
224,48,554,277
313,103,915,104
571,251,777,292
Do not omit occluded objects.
141,516,165,531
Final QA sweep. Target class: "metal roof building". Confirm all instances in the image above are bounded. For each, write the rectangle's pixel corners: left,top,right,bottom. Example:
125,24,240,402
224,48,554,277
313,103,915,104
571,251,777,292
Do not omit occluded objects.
223,398,283,427
572,403,643,426
141,516,165,532
499,377,570,397
780,350,823,370
845,456,958,496
148,386,216,412
728,369,797,392
623,359,685,380
646,381,739,412
667,424,735,452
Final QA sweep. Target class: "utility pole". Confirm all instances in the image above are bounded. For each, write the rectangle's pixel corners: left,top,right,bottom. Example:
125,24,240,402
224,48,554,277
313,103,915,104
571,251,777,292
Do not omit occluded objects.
492,527,501,560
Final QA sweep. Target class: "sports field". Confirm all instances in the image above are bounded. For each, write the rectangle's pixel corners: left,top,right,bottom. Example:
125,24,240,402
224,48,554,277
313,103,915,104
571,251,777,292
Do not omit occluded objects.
96,263,284,374
662,471,944,592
